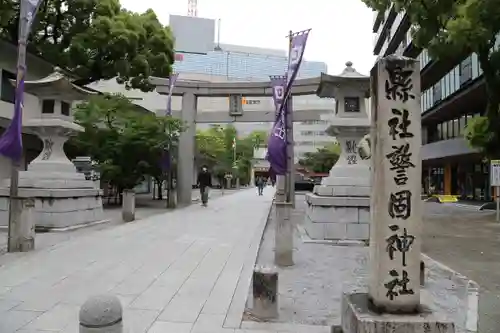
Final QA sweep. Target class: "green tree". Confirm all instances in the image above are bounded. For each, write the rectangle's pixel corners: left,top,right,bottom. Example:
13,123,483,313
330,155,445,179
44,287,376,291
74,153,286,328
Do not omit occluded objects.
195,125,267,185
362,0,500,157
298,142,341,173
0,0,174,91
67,94,183,200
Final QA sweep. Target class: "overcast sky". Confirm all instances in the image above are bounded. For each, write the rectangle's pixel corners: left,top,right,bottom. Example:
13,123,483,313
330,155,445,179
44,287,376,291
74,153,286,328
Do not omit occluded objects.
119,0,376,75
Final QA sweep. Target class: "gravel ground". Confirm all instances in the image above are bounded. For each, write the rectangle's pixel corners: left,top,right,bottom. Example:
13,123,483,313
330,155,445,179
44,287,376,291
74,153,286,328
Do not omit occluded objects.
247,195,475,332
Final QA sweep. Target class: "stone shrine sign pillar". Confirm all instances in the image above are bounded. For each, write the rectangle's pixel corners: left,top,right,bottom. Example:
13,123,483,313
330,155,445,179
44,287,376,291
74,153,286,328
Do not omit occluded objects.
369,55,422,312
341,56,455,333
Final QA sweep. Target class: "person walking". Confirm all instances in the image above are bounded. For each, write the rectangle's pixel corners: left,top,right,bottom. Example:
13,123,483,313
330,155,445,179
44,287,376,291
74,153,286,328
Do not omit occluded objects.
197,165,212,206
256,176,265,196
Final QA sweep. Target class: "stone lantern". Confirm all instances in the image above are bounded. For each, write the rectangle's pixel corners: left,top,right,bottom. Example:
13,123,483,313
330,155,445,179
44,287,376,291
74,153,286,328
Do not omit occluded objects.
304,62,371,243
0,68,104,230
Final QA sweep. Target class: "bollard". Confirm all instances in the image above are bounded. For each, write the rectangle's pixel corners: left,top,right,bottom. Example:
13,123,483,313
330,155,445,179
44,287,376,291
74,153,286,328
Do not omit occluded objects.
420,260,425,286
8,197,35,252
252,265,278,319
122,190,135,222
79,294,123,333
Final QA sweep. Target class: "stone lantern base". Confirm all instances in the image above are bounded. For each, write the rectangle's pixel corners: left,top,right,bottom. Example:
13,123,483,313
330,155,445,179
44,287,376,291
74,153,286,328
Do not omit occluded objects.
304,121,371,244
0,120,105,231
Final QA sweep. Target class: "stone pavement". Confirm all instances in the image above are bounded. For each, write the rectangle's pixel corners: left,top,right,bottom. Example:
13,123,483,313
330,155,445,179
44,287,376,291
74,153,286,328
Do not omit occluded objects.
0,188,230,255
423,203,500,333
0,188,274,333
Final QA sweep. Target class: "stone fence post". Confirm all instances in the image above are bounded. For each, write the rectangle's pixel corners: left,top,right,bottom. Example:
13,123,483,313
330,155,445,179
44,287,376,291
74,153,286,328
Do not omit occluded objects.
122,190,135,222
8,197,35,252
79,294,123,333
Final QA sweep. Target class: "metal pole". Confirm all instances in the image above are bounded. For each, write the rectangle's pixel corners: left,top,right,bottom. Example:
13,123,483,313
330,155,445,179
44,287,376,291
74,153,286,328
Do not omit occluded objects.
8,1,29,253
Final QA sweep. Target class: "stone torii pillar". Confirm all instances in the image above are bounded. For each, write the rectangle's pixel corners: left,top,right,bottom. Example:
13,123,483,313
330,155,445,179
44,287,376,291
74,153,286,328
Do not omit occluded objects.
149,75,325,207
177,92,197,206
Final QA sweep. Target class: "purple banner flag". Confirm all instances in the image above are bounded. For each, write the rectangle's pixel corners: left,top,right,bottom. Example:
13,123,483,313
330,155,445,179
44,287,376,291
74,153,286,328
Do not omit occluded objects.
0,0,43,161
280,29,311,116
266,29,311,175
266,105,287,175
266,76,287,175
269,76,286,117
0,76,25,161
166,73,178,116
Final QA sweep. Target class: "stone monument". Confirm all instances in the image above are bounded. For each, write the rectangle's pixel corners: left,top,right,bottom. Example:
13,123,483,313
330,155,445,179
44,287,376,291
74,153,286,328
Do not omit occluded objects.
0,68,105,231
304,62,371,243
341,56,455,332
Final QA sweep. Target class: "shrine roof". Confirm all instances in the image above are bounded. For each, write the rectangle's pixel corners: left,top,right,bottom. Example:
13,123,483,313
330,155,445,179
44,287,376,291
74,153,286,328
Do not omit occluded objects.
10,67,98,100
316,61,370,98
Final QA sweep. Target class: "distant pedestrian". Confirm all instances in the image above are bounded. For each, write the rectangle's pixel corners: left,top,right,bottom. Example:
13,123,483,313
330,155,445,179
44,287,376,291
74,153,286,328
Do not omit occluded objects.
197,166,212,206
256,176,265,196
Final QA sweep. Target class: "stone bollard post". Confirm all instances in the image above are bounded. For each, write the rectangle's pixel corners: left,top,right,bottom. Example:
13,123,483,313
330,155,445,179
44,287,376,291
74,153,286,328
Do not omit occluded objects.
420,260,425,286
79,294,123,333
122,190,135,222
8,197,35,252
251,265,278,319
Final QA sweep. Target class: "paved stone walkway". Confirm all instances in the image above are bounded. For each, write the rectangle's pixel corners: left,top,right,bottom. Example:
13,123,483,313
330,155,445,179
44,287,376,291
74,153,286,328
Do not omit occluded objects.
0,189,274,333
0,189,230,255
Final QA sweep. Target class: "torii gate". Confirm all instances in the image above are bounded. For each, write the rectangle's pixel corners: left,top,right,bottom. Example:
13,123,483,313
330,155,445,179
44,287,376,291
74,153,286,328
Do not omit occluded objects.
149,76,325,206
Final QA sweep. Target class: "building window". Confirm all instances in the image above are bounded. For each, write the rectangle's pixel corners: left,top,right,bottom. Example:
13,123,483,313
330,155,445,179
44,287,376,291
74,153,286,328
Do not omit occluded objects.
344,97,360,112
432,81,441,104
460,56,472,85
42,99,55,113
61,101,70,116
1,70,16,104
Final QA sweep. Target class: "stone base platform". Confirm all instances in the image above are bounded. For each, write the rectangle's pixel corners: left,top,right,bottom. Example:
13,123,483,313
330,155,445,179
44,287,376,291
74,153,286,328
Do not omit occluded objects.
304,193,370,242
342,293,455,333
0,188,104,230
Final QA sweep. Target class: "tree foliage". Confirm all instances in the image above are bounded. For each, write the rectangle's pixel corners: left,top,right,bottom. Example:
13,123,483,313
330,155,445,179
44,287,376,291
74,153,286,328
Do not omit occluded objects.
0,0,175,91
67,94,184,191
195,125,268,184
362,0,500,157
298,142,341,173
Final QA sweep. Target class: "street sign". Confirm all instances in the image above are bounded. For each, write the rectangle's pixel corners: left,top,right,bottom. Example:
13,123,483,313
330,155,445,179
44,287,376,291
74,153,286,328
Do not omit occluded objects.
491,160,500,223
229,95,243,116
491,160,500,186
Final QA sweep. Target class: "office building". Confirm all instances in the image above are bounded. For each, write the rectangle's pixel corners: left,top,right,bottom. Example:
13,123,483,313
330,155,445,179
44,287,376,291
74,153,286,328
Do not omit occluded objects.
373,6,499,201
92,15,336,161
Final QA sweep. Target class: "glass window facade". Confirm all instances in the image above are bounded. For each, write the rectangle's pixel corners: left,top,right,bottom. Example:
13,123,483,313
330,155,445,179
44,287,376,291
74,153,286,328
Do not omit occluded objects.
420,54,482,114
173,50,327,81
423,113,478,144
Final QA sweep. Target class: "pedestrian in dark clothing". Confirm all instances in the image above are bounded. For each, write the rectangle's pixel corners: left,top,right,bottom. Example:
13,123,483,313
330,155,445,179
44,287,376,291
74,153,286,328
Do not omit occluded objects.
256,176,265,196
197,166,212,206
